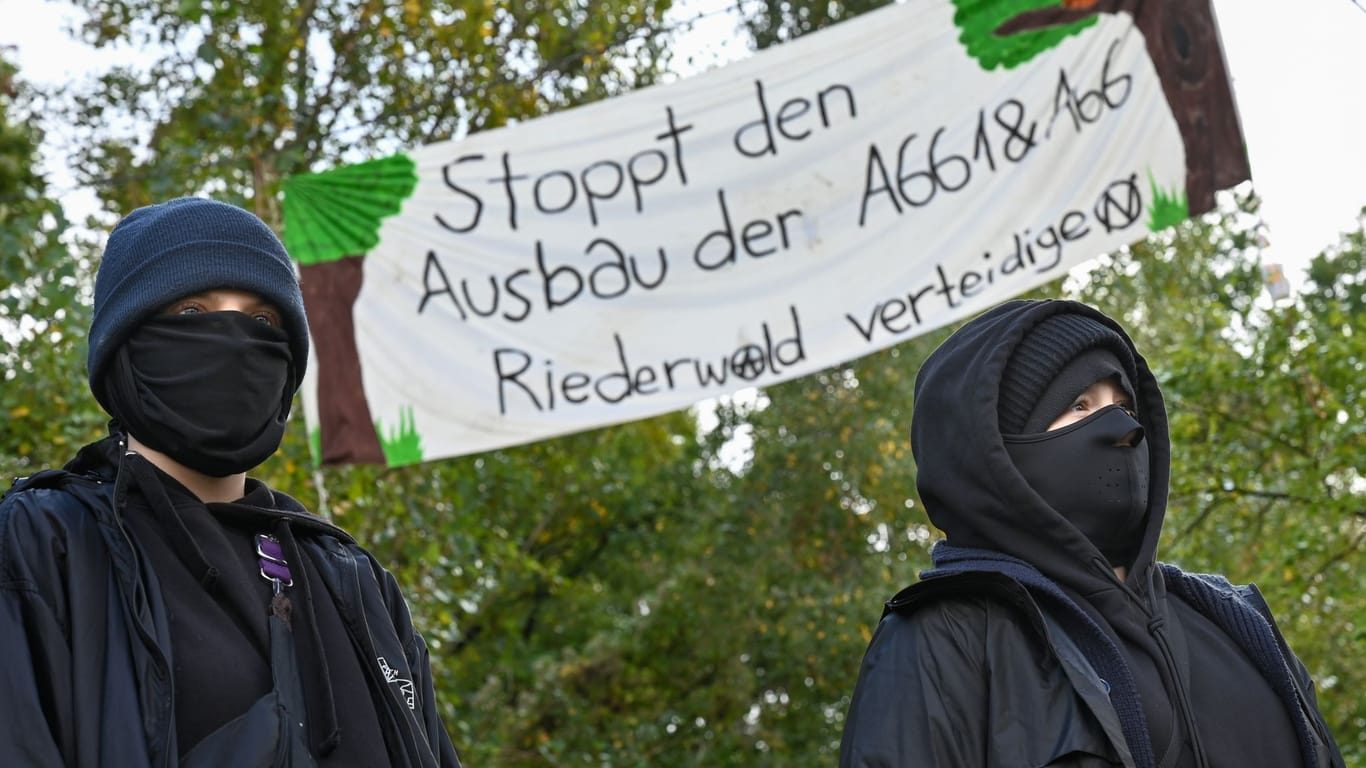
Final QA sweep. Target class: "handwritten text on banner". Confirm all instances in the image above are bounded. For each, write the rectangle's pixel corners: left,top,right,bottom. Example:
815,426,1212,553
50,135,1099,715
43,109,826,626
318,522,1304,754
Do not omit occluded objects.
296,2,1199,465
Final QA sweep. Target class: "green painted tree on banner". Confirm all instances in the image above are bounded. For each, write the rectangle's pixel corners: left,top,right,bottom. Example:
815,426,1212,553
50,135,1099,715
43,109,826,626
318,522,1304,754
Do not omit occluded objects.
282,154,419,267
983,0,1248,216
281,153,420,466
951,0,1096,69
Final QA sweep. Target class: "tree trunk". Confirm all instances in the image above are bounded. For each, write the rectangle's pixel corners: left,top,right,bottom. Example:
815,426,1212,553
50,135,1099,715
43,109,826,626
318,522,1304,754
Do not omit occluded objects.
1129,0,1249,214
300,256,386,465
998,0,1250,215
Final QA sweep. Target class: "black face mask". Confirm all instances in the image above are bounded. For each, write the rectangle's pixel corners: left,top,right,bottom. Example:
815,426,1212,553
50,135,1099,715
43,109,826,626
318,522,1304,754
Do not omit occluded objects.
103,312,295,477
1003,405,1150,565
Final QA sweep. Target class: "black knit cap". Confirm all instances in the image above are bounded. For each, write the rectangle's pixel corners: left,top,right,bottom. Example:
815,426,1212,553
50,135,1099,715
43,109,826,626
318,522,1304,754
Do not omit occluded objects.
998,313,1138,434
88,197,310,409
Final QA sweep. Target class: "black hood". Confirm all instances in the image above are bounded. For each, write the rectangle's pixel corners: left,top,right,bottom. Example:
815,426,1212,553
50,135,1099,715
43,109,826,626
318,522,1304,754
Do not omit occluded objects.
911,299,1171,592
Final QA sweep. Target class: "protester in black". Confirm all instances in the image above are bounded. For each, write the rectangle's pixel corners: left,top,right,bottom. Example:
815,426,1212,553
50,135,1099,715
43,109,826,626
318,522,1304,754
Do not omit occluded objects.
0,197,461,767
839,299,1344,768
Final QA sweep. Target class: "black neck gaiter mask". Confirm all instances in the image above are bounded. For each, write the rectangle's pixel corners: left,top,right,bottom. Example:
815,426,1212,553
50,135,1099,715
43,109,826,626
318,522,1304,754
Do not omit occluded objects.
103,312,294,477
1003,405,1150,566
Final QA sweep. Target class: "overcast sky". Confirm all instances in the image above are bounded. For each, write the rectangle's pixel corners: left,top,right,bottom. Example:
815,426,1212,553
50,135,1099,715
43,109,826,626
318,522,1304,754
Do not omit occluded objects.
3,0,1362,288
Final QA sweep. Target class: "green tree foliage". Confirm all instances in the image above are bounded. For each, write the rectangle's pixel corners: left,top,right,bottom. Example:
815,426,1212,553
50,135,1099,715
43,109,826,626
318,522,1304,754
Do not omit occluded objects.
740,0,895,50
272,411,714,765
61,0,676,214
0,55,105,478
691,340,951,761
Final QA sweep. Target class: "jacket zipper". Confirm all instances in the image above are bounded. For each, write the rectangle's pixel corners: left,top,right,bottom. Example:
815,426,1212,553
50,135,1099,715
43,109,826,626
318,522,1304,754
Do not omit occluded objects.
1096,559,1209,768
106,438,177,767
1147,616,1209,768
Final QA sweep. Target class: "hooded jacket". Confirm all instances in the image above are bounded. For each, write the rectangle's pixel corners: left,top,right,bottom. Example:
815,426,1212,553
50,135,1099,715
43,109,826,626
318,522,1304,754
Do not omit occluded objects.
838,299,1343,768
0,435,462,768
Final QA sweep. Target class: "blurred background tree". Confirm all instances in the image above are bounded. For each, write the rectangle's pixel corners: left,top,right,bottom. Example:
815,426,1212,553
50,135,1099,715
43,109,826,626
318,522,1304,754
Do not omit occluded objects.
2,1,1362,764
0,52,106,479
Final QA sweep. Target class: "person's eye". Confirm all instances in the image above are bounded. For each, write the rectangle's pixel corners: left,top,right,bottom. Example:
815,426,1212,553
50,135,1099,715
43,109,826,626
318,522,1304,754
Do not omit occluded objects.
171,301,203,315
251,310,281,327
1118,403,1138,418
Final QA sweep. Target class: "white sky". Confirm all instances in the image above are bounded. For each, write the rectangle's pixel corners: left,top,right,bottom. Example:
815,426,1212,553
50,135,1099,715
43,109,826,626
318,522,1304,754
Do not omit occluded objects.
2,0,1363,289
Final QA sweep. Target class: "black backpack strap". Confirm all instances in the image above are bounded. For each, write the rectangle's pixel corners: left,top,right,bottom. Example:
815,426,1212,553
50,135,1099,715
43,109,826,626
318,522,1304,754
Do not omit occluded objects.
2,466,114,521
886,571,1037,619
4,468,79,499
883,570,1054,651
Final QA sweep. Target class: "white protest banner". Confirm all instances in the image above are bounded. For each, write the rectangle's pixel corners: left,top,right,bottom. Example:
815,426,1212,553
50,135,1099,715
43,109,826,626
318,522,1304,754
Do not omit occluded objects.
283,0,1249,466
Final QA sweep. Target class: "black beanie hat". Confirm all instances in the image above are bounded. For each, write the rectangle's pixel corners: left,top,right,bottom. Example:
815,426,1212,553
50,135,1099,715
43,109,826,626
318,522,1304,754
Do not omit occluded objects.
88,197,310,408
998,313,1138,434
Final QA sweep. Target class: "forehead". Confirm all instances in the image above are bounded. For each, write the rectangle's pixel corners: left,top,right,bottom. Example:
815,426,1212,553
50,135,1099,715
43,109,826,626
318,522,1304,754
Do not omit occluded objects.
1083,376,1131,400
171,288,277,309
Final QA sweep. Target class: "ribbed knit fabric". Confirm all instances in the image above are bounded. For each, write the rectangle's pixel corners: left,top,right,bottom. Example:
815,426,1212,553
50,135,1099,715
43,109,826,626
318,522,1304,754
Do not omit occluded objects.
1160,565,1322,768
88,198,309,407
922,545,1330,768
997,314,1137,434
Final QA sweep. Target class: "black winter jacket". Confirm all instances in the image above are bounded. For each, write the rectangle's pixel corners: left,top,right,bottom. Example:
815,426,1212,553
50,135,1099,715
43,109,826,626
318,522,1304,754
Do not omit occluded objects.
839,299,1345,768
839,550,1344,767
0,437,461,767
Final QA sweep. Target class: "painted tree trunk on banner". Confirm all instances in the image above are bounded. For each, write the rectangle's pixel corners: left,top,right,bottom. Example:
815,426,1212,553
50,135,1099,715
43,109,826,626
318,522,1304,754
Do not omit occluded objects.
998,0,1249,214
300,256,386,465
